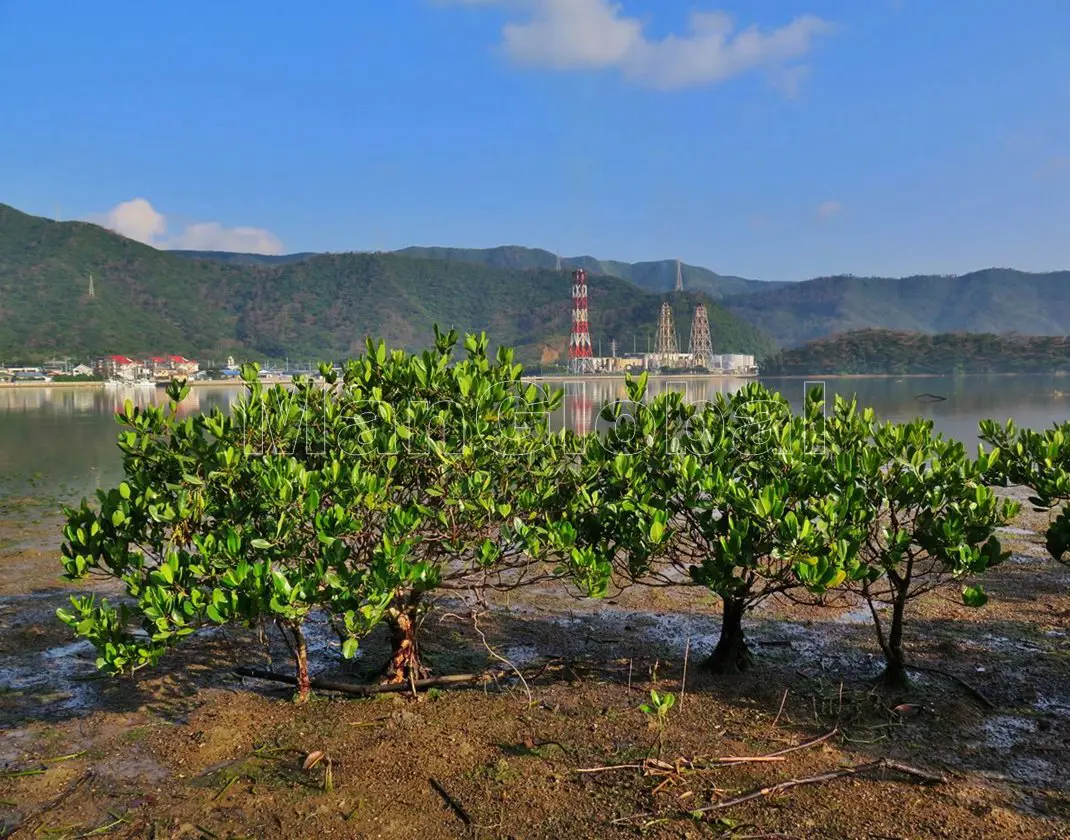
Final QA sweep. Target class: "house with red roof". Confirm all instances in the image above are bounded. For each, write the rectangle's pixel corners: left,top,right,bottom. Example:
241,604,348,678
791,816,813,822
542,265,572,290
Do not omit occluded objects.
95,355,142,381
146,354,200,381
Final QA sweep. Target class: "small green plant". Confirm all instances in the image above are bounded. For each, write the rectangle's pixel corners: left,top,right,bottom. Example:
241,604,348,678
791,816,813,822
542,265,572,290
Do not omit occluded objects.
980,418,1070,564
639,689,676,756
830,402,1018,687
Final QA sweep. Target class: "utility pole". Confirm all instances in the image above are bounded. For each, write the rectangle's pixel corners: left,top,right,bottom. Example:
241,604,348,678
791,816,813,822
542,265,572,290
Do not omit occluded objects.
689,304,713,369
654,302,679,363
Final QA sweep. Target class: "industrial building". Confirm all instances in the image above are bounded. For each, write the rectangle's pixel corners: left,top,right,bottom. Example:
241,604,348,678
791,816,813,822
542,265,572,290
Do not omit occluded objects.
565,263,758,376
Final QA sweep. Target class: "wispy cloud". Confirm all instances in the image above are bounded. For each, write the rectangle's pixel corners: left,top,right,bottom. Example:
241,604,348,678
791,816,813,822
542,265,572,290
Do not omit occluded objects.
768,65,811,99
86,198,284,254
445,0,833,92
817,200,842,219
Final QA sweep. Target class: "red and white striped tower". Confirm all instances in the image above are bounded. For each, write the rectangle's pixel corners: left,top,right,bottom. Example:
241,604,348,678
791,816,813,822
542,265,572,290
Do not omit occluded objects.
568,268,594,374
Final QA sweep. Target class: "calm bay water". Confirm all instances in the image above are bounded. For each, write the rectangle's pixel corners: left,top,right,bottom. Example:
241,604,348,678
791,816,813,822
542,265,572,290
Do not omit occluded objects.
1,375,1067,503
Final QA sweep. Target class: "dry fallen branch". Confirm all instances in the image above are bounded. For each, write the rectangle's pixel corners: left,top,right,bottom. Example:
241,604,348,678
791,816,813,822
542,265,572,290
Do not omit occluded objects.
694,728,839,769
577,731,839,777
754,728,839,760
576,763,645,774
769,688,789,732
7,771,93,834
429,777,472,826
234,666,488,696
694,758,945,813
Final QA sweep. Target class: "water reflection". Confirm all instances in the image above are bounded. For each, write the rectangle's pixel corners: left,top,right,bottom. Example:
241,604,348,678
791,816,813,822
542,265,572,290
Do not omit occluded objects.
1,376,1067,504
0,384,245,418
557,376,755,435
0,385,244,501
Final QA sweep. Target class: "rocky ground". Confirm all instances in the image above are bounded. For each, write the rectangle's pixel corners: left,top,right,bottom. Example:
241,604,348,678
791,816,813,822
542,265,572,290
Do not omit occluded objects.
1,491,1069,838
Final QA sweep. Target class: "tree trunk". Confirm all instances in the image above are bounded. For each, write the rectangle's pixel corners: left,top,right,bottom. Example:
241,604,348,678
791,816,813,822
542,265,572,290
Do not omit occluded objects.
383,593,427,685
291,624,311,703
703,597,753,674
880,593,910,689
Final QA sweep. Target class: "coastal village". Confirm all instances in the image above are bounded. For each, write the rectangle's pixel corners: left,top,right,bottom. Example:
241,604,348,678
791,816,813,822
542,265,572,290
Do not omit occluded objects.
0,355,228,384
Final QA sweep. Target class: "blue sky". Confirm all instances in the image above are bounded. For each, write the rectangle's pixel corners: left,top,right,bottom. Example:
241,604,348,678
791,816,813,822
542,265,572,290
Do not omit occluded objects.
1,0,1068,282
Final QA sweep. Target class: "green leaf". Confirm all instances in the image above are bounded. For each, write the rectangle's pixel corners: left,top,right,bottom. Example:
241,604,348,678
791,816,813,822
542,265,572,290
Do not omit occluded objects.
962,585,989,608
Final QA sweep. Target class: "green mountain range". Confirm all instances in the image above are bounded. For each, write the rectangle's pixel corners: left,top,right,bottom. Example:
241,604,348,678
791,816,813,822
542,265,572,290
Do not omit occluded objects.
5,200,1070,371
175,244,778,299
720,270,1070,347
172,245,1070,350
392,246,779,300
0,203,773,365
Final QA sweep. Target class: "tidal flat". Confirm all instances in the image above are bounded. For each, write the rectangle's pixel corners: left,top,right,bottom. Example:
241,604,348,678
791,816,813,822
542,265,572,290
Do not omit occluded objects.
1,488,1069,838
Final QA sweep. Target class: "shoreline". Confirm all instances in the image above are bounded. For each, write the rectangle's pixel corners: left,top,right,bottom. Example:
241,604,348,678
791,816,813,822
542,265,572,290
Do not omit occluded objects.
0,378,292,390
763,371,1070,379
2,370,1067,390
525,372,759,382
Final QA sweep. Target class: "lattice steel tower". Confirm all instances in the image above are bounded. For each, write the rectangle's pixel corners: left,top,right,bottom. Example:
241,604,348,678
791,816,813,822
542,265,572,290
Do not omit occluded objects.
654,302,679,363
675,258,684,292
689,304,713,368
568,268,594,373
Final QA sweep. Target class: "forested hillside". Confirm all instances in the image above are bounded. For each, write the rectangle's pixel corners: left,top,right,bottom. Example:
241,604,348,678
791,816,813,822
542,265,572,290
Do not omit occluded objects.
172,250,316,266
393,246,778,299
0,204,774,364
10,200,1070,369
723,270,1070,346
761,330,1070,375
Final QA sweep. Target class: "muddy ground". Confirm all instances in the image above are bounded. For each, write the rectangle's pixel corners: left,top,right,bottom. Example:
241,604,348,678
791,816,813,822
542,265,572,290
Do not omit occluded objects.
1,491,1070,839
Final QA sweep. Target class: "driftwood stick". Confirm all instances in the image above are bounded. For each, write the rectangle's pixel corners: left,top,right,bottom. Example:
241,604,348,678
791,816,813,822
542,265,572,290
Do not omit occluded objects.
700,728,838,767
429,778,472,826
234,666,485,696
575,763,645,774
769,689,790,732
907,665,995,710
759,728,839,759
680,636,691,711
694,758,944,813
580,730,839,775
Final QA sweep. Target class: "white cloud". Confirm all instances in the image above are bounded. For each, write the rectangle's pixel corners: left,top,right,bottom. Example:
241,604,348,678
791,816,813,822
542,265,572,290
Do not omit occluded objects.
167,222,284,254
448,0,833,91
87,199,284,255
817,200,843,218
89,198,167,246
